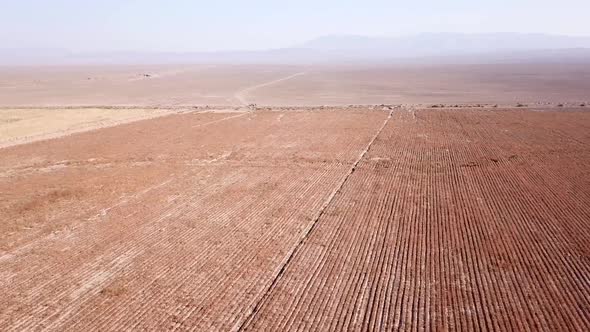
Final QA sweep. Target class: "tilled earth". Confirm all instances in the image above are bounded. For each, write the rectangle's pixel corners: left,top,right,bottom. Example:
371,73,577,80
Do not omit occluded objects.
1,107,589,331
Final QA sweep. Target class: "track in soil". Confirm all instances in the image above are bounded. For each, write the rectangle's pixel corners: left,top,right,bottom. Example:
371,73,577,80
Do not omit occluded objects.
233,72,306,106
234,108,395,331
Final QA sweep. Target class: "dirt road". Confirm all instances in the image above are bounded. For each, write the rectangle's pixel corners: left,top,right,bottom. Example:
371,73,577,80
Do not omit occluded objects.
233,72,306,106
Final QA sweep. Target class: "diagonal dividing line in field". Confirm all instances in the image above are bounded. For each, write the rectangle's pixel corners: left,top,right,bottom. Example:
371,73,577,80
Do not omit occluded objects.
191,111,250,128
234,108,395,331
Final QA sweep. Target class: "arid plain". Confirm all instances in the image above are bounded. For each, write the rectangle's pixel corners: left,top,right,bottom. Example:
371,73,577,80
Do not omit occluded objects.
2,63,590,107
1,63,589,331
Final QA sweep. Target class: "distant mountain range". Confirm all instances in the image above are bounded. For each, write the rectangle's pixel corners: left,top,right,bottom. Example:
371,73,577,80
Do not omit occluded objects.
299,33,590,55
3,33,590,65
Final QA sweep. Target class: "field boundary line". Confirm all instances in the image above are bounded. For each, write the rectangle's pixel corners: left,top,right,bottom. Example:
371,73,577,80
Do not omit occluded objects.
191,111,250,128
234,107,395,331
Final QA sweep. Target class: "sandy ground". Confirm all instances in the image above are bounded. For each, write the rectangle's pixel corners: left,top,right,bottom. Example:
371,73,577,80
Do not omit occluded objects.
1,107,589,330
0,107,187,148
0,65,302,107
1,63,589,107
251,63,590,105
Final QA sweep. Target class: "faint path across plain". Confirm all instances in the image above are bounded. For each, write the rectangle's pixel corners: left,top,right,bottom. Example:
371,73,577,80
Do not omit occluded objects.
233,72,306,106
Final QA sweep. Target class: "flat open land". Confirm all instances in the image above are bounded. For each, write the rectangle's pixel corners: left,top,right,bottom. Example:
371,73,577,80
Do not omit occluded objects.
1,105,589,331
2,63,589,106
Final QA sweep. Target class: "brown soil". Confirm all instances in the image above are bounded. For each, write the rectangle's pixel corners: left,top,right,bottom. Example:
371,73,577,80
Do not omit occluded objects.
0,108,387,330
1,107,589,331
243,107,590,331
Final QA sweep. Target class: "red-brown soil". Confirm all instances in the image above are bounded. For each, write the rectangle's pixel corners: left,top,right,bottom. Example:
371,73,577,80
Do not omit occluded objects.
1,107,589,331
243,108,590,331
0,109,387,330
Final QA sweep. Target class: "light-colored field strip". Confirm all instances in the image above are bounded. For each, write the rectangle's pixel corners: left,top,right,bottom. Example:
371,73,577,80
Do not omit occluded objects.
243,108,590,331
0,108,184,149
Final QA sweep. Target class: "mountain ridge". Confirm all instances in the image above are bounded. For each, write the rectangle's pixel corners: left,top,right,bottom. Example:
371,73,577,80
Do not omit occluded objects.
2,33,590,65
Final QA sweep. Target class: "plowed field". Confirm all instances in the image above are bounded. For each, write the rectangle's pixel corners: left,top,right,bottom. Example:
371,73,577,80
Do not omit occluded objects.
243,108,590,331
1,107,589,331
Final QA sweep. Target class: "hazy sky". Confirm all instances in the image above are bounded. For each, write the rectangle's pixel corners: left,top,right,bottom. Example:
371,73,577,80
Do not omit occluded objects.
2,0,589,52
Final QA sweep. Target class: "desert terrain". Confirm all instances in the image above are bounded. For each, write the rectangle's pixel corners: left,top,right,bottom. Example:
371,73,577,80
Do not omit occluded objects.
1,63,589,107
1,64,589,331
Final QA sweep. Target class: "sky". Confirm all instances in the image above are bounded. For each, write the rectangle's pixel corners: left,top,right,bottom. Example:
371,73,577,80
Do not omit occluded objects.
1,0,589,53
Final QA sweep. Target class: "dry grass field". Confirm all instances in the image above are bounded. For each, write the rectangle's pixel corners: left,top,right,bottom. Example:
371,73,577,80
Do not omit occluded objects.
0,107,185,148
1,64,589,331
